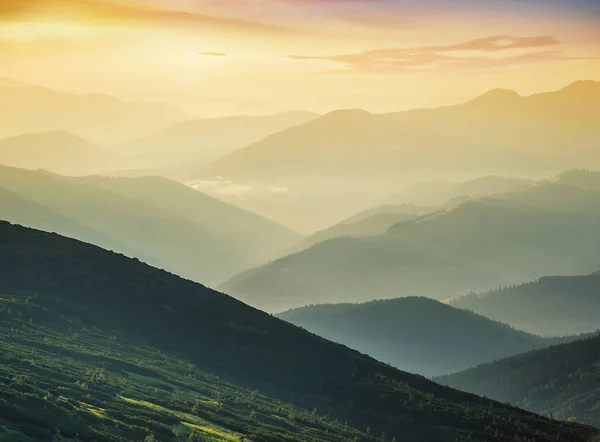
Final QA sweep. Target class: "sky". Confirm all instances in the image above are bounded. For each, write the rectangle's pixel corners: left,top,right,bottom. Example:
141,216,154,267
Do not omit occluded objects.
1,0,599,115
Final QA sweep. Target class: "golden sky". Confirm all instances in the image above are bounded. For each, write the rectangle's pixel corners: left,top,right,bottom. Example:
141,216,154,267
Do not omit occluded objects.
1,0,599,115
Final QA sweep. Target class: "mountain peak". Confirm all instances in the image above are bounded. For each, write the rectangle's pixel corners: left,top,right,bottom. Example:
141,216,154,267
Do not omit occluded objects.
469,88,521,105
0,130,90,145
561,80,600,94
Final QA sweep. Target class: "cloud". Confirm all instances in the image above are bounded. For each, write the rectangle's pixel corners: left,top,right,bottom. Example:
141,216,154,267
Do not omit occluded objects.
268,185,289,194
0,0,293,35
186,178,290,198
198,52,228,57
289,35,592,73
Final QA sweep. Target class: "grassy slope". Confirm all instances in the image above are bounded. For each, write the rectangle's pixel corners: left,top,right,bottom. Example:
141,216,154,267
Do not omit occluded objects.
0,222,596,441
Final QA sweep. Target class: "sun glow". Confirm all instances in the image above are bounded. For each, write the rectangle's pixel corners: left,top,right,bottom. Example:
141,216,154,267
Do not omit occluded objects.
0,20,96,40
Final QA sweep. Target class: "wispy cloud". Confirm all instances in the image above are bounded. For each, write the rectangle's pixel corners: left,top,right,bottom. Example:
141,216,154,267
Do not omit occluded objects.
0,0,293,35
289,35,592,73
198,52,228,57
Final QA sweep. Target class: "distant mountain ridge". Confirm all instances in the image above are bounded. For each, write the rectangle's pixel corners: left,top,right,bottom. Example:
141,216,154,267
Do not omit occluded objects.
450,270,600,336
112,111,319,177
220,176,600,312
384,176,533,206
201,81,600,181
278,297,559,377
0,166,300,284
289,204,432,254
186,81,600,232
0,85,190,144
0,131,121,176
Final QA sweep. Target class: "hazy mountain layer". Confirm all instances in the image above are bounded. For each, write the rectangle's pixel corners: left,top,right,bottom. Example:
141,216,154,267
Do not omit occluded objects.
116,111,319,174
289,204,433,254
190,81,600,232
278,297,556,377
221,180,600,312
0,85,190,144
0,131,121,176
553,169,600,192
384,176,533,206
202,81,600,181
451,271,600,337
0,167,300,284
0,221,595,442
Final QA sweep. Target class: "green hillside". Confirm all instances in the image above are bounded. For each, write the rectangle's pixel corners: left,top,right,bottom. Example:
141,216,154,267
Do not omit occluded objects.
438,334,600,429
0,221,596,441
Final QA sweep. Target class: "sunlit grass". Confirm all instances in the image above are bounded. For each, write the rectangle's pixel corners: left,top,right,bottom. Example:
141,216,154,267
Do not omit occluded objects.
181,421,239,441
80,402,107,419
119,396,167,412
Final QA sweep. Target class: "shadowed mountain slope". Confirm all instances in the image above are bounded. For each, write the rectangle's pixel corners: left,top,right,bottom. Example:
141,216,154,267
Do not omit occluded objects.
278,297,557,377
0,221,596,441
438,334,600,429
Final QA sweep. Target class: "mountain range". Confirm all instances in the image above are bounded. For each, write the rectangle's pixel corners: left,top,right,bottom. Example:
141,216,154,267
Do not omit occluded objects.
451,270,600,337
0,131,122,176
201,81,600,181
115,111,318,174
0,166,300,284
184,81,600,231
0,220,595,441
278,297,563,377
384,176,533,206
0,85,190,145
220,175,600,312
289,203,435,254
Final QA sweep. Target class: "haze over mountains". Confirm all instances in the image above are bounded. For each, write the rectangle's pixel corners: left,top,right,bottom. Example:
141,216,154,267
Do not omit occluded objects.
0,84,190,145
384,176,534,206
221,173,600,312
183,81,600,231
200,82,600,181
451,271,600,337
0,166,300,285
278,297,561,377
4,221,594,441
0,131,122,176
116,111,318,174
289,204,434,254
